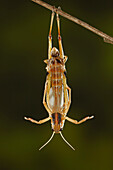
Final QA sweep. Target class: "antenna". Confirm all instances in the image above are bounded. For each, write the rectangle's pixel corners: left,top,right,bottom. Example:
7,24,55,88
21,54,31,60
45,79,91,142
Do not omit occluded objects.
39,131,55,151
60,132,75,151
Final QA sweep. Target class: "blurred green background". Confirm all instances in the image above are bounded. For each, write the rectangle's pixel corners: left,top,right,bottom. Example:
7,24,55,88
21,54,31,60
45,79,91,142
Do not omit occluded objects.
0,0,113,169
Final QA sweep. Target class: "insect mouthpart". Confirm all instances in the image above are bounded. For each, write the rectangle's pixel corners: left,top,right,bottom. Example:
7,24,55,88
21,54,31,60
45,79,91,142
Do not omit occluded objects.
51,47,59,57
52,128,63,132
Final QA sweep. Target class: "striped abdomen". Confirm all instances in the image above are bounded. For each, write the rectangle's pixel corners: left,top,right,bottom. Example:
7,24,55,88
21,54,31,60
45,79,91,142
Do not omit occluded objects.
47,58,65,113
50,59,64,87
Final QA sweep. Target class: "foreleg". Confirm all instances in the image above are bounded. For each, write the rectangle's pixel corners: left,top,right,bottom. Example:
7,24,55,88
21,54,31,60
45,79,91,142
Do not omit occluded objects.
24,116,50,124
66,115,94,124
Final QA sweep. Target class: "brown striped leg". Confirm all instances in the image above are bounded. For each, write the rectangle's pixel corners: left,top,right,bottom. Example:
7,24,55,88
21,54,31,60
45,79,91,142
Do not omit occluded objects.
56,11,64,58
48,10,55,59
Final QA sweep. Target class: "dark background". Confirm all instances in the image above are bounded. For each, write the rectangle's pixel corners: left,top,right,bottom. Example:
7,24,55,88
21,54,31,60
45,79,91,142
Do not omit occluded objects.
0,0,113,169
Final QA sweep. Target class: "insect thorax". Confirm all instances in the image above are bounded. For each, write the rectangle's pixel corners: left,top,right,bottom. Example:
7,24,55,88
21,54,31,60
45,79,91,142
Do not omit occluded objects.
51,113,65,133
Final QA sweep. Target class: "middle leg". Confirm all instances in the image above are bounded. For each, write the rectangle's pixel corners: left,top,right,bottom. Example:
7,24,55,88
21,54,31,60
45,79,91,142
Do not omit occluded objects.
43,80,52,117
63,84,71,115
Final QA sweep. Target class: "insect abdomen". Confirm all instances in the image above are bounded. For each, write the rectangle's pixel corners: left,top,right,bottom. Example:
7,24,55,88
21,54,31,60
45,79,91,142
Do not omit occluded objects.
50,60,63,87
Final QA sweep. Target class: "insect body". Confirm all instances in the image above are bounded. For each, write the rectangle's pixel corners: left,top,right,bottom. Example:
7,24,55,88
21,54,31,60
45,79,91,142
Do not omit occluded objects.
24,10,94,150
45,47,68,133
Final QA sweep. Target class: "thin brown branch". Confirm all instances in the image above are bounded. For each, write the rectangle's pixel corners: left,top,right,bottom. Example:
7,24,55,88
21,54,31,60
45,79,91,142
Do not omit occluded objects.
32,0,113,45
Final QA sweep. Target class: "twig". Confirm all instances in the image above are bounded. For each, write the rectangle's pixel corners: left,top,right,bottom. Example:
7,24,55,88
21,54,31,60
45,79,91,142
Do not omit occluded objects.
32,0,113,45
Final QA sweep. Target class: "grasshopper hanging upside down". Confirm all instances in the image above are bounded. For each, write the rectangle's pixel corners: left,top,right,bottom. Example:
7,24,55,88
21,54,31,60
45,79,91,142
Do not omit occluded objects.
24,10,94,151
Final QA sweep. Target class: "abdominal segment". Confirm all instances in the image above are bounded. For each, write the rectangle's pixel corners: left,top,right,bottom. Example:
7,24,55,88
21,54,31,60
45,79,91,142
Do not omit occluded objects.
48,86,64,113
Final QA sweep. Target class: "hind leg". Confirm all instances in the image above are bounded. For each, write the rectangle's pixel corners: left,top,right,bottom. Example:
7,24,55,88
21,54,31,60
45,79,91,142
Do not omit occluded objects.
48,10,55,59
56,10,64,58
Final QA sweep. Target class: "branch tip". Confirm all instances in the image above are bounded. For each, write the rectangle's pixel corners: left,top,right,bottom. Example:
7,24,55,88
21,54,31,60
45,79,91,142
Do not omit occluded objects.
31,0,113,45
103,38,113,45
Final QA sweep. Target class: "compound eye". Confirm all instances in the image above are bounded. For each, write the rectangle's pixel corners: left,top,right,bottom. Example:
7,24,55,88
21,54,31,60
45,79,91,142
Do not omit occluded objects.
60,128,63,131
